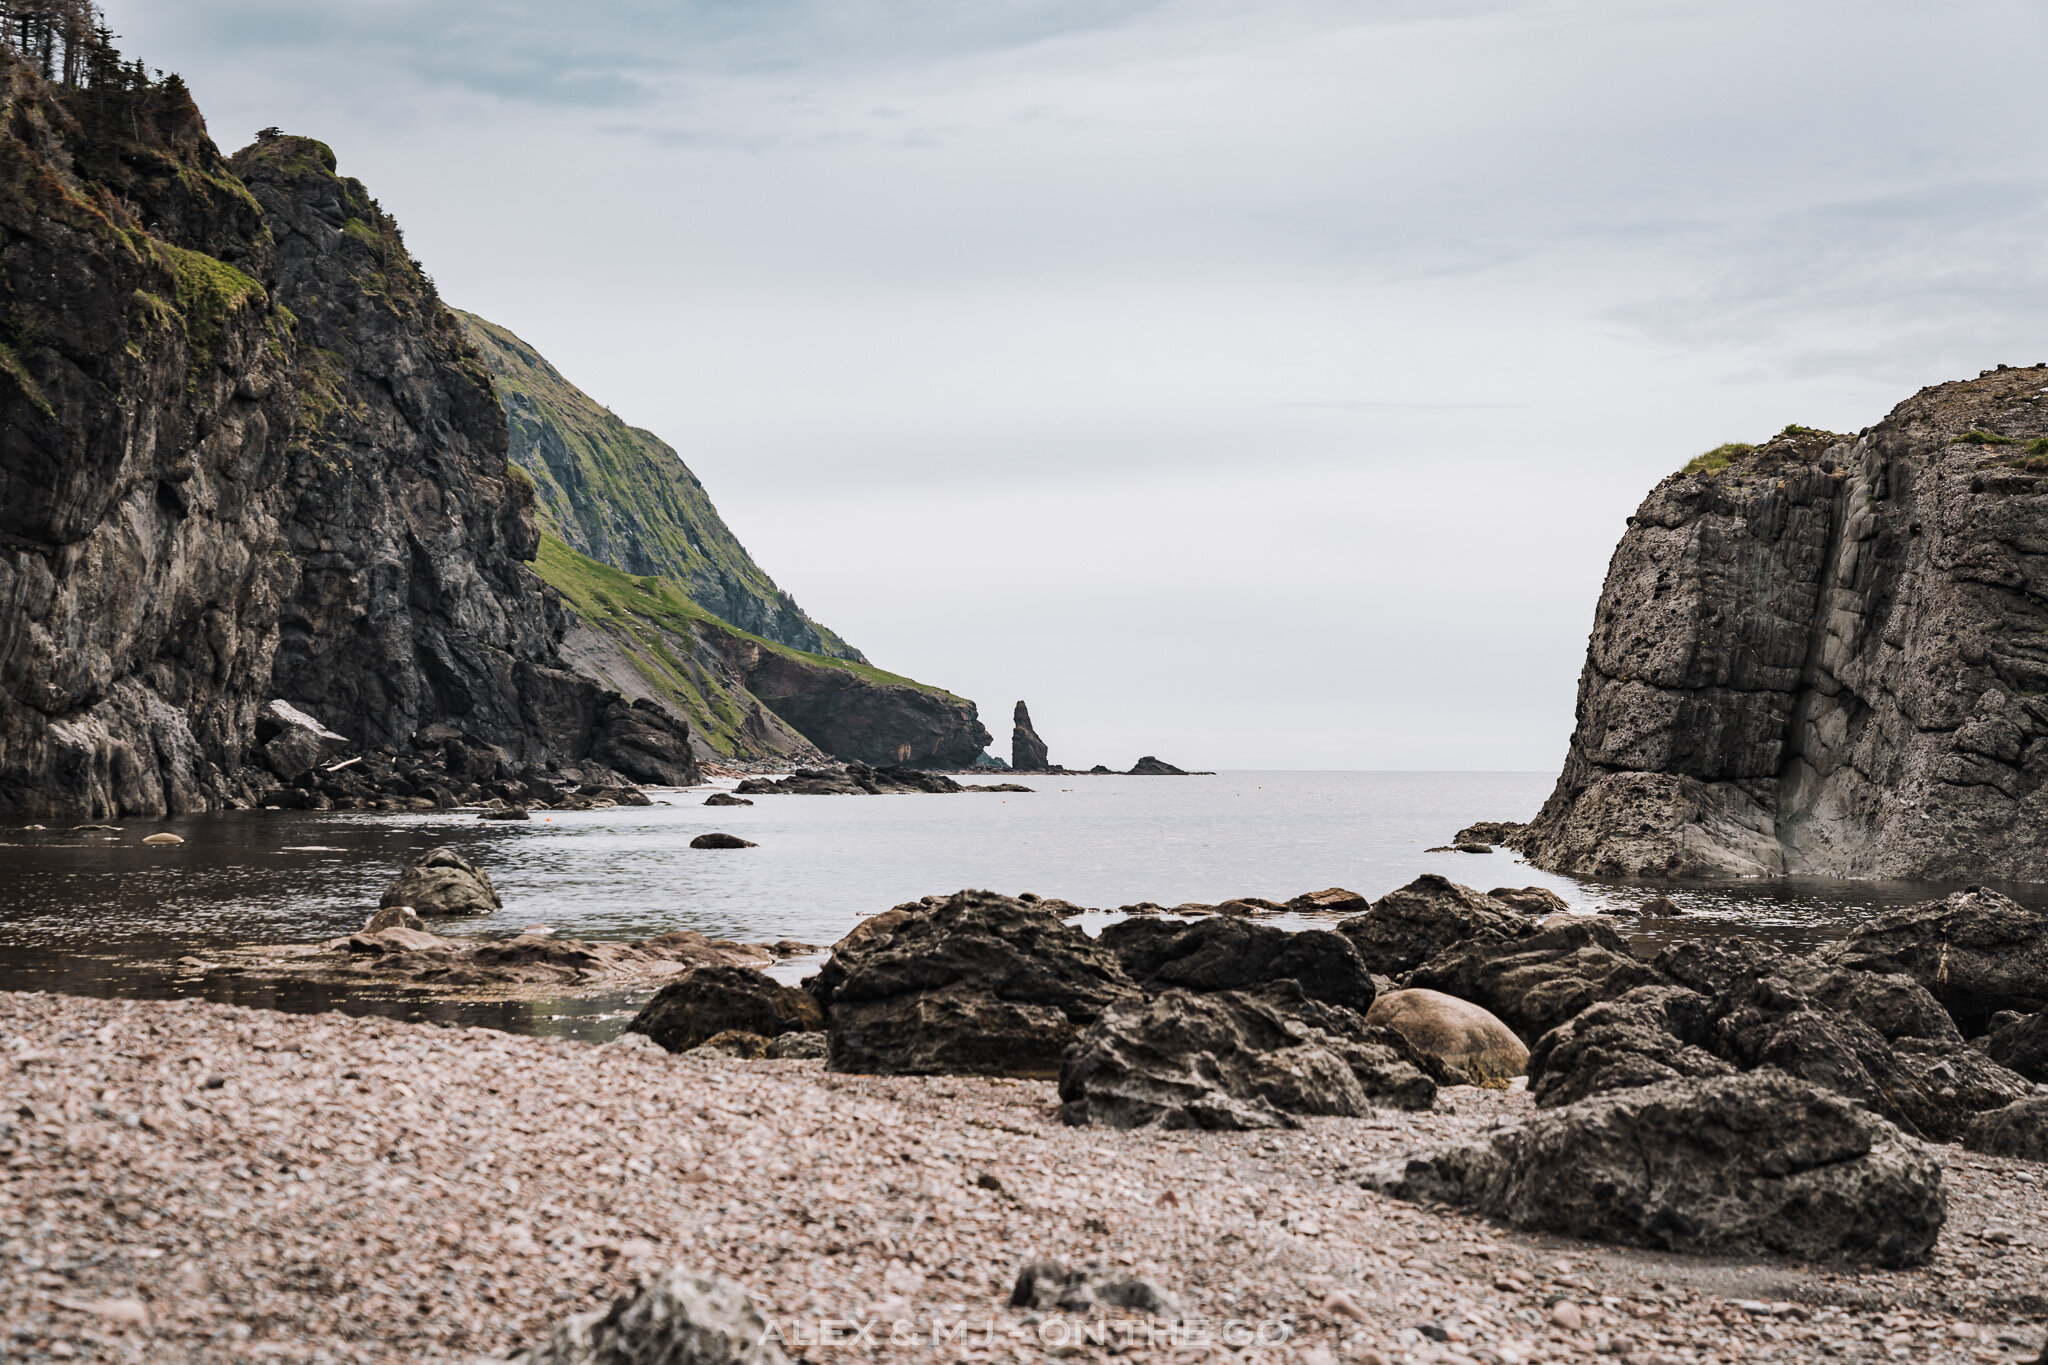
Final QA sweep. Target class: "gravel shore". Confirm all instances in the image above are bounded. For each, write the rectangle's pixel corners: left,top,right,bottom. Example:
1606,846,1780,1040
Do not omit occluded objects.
2,990,2043,1364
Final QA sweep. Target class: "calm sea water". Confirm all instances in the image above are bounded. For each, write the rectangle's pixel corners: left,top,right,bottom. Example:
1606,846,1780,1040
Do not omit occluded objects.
0,771,2019,1037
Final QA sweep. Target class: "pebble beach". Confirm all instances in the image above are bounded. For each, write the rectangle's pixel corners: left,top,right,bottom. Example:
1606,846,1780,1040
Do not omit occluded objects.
3,990,2043,1365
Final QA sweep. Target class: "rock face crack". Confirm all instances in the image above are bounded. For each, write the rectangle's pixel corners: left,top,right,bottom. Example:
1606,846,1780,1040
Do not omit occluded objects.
1525,372,2048,881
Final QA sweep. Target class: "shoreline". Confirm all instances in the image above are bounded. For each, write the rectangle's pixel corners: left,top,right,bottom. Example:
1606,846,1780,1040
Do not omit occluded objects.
3,989,2043,1364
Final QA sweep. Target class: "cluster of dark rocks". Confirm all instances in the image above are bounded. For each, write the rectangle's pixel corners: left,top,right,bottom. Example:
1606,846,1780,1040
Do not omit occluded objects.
253,703,658,814
733,762,1032,797
615,874,2048,1268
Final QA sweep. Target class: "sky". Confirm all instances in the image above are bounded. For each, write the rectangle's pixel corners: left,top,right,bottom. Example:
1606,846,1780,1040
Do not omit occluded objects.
106,0,2048,770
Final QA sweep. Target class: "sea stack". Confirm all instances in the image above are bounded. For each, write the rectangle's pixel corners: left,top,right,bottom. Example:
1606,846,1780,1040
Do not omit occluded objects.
1525,366,2048,881
1012,702,1051,772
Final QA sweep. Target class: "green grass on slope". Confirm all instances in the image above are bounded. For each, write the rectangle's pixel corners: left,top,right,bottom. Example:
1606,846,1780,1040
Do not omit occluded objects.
456,310,864,663
533,536,961,754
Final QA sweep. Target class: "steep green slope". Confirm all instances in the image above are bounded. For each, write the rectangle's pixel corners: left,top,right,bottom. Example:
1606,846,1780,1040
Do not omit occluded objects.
457,310,864,662
535,535,992,767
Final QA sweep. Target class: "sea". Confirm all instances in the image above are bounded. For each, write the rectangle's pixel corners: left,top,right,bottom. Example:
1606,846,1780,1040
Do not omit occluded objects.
0,771,2018,1039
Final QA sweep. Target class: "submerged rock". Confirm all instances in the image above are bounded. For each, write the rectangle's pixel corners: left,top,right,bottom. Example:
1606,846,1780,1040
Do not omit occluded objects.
1357,1072,1945,1268
1365,989,1528,1082
735,762,966,796
689,832,757,849
704,792,753,807
362,905,425,933
629,966,824,1054
1488,886,1569,916
380,847,501,917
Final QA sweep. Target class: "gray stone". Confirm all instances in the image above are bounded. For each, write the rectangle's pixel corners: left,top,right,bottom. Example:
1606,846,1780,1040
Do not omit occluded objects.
1098,917,1376,1013
1520,382,2048,883
1011,701,1050,772
1978,1009,2048,1082
689,832,757,849
380,847,501,917
1404,919,1663,1043
1010,1260,1180,1318
704,793,753,807
1527,985,1735,1109
1820,888,2048,1035
1357,1072,1945,1268
1962,1096,2048,1163
628,966,824,1054
511,1265,786,1365
1336,875,1535,977
765,1030,827,1060
362,905,425,933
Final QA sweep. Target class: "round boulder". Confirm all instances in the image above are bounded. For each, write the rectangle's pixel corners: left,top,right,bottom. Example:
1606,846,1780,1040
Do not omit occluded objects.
1366,988,1529,1082
380,847,500,917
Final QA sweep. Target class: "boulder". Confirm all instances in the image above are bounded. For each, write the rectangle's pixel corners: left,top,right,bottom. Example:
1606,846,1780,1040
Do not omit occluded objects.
1404,919,1663,1042
1779,962,1963,1045
1286,887,1369,914
1651,937,1798,997
1453,842,1492,854
1821,888,2048,1035
479,806,530,821
1337,875,1535,977
690,1031,770,1059
1011,701,1051,771
1356,1072,1944,1268
1365,989,1528,1082
1963,1097,2048,1163
1488,886,1569,916
1978,1008,2048,1082
363,905,425,933
765,1031,828,1060
510,1266,785,1365
628,966,824,1053
1128,756,1188,775
1640,895,1682,916
704,793,753,807
1058,989,1431,1130
1527,985,1735,1109
1097,917,1375,1012
824,891,1141,1077
689,832,757,849
256,700,349,781
379,847,500,917
1454,821,1528,848
1009,1260,1180,1317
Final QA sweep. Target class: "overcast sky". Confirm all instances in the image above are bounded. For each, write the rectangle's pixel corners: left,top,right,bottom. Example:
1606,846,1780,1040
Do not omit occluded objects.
108,0,2048,770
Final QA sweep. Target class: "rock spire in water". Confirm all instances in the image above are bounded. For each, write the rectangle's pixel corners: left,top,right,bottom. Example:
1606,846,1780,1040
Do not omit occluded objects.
1012,701,1051,772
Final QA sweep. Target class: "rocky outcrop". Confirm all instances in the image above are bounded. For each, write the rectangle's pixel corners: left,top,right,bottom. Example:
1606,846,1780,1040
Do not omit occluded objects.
1403,919,1664,1043
1011,701,1050,771
1097,917,1376,1013
1336,876,1535,977
821,890,1140,1078
380,847,500,917
1820,888,2048,1035
735,763,966,796
1978,1009,2048,1082
1525,986,1735,1109
0,51,701,820
1526,376,2048,881
627,966,824,1054
1357,1072,1946,1268
1128,756,1187,775
1058,989,1435,1130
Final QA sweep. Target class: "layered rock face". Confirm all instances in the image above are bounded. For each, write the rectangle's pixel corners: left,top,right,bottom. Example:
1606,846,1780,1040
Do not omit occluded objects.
0,60,697,818
1528,369,2048,880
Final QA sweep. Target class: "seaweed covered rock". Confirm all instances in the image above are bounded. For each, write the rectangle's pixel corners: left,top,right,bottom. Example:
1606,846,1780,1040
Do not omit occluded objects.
379,847,501,917
1098,917,1375,1013
1404,919,1662,1042
1336,876,1534,977
1357,1072,1945,1268
824,891,1139,1077
628,966,824,1054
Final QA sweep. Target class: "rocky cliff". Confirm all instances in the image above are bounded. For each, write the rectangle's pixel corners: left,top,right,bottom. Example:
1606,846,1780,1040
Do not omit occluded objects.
1527,366,2048,881
455,311,864,663
538,535,991,767
0,52,698,818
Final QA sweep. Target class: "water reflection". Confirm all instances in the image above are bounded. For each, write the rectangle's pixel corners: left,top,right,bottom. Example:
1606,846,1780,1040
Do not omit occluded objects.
1,772,2032,1039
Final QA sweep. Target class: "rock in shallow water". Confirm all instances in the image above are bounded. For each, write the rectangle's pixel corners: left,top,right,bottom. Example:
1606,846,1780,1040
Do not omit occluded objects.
379,847,500,917
1357,1071,1946,1268
511,1265,786,1365
629,966,823,1053
689,832,757,849
1821,887,2048,1035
